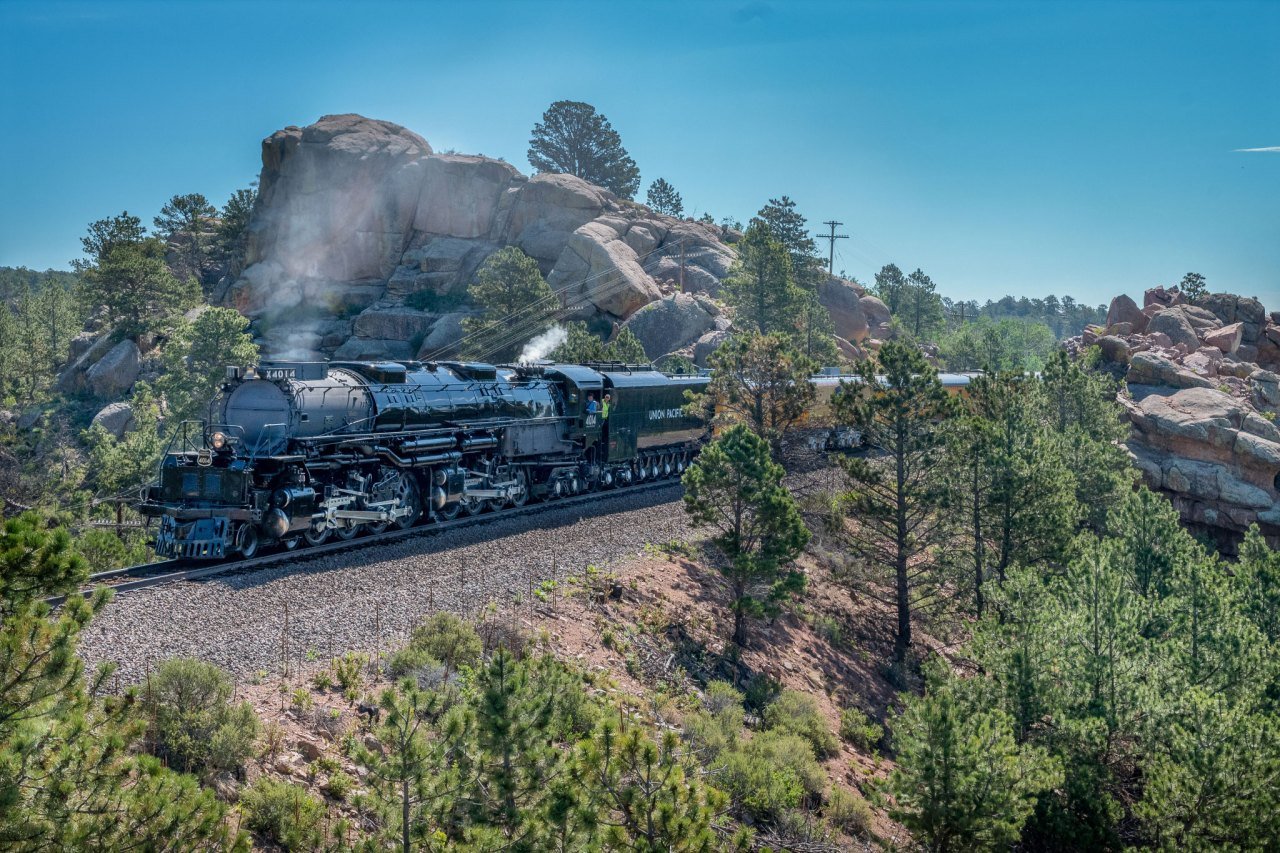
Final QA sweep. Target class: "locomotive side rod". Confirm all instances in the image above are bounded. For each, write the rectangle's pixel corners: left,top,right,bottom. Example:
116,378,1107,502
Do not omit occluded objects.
45,479,683,608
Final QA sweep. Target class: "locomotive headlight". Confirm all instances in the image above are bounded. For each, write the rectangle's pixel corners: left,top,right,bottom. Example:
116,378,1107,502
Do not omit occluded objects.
210,431,228,450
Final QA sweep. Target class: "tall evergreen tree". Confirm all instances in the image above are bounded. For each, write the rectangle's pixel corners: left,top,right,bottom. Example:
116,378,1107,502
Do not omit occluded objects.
645,178,684,217
1038,352,1133,531
903,268,944,339
682,425,810,646
72,211,146,273
689,333,818,458
154,193,217,278
720,222,806,338
871,263,908,315
835,340,956,664
460,247,557,361
752,196,823,287
217,185,258,274
889,679,1062,853
80,238,200,335
528,101,641,199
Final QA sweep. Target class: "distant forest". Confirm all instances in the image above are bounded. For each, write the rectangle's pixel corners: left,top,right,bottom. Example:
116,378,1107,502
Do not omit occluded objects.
944,294,1107,340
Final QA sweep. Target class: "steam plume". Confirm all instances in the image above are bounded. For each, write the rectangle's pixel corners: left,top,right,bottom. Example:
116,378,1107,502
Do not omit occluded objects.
518,325,568,364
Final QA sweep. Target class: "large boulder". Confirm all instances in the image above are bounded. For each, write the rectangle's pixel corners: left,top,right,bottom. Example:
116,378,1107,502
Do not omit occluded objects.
1106,294,1149,333
818,277,869,342
618,293,717,360
549,221,659,319
692,330,729,367
1199,293,1266,343
56,331,117,394
859,295,892,336
416,312,470,359
86,339,141,398
91,402,136,438
1146,308,1200,351
1126,352,1215,390
1203,322,1243,354
501,173,609,264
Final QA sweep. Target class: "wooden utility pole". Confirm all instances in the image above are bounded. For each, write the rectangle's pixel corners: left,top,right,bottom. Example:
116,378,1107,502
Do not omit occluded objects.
678,241,686,293
817,220,849,278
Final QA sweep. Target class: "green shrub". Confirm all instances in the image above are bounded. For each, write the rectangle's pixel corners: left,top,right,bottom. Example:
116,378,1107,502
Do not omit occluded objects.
332,652,365,693
720,730,824,823
742,672,782,714
839,706,883,752
310,670,333,691
409,612,481,675
386,646,448,690
240,777,323,850
143,657,259,775
704,680,745,716
765,690,839,758
826,786,873,836
323,770,353,802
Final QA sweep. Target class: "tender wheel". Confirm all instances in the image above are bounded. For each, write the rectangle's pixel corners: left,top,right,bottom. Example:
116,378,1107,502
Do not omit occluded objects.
233,523,260,559
303,523,330,546
509,469,529,508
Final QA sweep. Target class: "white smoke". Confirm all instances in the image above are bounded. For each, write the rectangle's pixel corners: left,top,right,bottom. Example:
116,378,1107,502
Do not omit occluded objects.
518,325,568,365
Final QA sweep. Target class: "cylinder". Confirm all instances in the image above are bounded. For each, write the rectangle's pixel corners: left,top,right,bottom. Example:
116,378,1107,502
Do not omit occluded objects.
460,435,498,451
401,435,456,452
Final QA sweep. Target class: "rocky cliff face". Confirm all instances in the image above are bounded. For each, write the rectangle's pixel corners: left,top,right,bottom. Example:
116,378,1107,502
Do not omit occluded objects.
1069,287,1280,547
221,114,745,360
223,114,872,363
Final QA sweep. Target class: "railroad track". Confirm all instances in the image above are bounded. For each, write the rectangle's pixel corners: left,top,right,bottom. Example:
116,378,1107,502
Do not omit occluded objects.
49,479,683,607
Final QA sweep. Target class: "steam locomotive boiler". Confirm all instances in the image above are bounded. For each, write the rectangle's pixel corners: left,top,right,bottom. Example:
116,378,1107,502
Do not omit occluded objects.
140,360,709,559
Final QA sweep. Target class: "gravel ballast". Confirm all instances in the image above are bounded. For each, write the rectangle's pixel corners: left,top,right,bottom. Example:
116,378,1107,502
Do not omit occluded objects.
79,485,691,684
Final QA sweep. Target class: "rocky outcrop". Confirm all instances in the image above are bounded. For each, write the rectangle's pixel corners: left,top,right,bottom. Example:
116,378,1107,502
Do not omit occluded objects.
818,277,869,343
859,295,892,339
618,293,717,360
1128,388,1280,535
91,402,136,438
85,340,140,398
231,114,740,359
1072,289,1280,546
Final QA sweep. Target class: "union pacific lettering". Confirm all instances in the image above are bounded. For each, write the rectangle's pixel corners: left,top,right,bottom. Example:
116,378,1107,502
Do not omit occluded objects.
647,408,684,421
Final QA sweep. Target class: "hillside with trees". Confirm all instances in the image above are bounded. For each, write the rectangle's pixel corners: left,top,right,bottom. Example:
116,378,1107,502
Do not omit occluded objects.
2,102,1277,851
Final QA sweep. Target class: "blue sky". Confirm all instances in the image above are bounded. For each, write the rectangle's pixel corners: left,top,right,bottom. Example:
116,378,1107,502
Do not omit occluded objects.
1,0,1276,309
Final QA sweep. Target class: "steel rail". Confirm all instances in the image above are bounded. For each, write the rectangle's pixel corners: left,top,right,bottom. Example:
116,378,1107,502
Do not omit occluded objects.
47,479,683,607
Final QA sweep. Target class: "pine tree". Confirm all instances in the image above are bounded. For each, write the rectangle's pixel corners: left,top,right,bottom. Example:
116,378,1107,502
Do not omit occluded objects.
0,515,241,850
1238,525,1280,643
941,413,998,616
84,383,165,495
689,334,817,458
154,193,217,279
903,268,945,339
971,372,1079,581
645,178,684,217
461,247,557,361
217,185,258,274
528,101,641,199
158,307,260,423
72,211,147,273
357,683,465,853
720,223,806,338
752,196,823,288
1178,272,1207,302
871,264,908,315
573,721,725,852
889,678,1062,853
1038,352,1133,531
80,238,200,335
835,340,956,664
681,425,810,646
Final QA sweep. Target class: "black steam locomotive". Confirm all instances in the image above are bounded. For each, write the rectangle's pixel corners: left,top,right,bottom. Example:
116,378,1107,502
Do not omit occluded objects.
140,360,709,559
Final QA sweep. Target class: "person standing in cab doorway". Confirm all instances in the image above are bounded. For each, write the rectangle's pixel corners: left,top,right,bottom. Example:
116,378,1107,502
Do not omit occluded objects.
586,393,599,415
601,393,612,421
